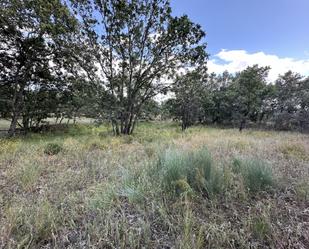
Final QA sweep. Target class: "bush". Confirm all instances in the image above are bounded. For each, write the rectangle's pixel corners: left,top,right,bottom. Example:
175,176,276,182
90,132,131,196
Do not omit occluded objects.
44,142,63,155
232,158,274,193
156,147,224,198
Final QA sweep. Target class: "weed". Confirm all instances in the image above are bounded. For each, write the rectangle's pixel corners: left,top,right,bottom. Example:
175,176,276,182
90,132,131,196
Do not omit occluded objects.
294,181,309,201
251,216,271,240
122,135,134,144
88,141,108,151
87,183,117,211
44,142,63,155
5,199,59,247
14,162,43,191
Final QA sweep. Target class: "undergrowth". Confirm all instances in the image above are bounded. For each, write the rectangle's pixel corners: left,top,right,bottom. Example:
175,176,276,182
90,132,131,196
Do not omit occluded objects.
0,123,308,248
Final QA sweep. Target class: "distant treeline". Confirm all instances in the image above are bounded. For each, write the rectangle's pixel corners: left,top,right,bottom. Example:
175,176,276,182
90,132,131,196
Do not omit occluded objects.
163,66,309,132
0,0,308,136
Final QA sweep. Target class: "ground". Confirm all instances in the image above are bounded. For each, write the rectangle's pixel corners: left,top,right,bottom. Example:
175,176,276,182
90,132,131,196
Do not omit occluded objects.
0,122,308,248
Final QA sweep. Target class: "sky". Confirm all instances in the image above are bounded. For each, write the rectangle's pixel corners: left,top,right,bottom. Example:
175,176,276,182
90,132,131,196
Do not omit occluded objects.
170,0,309,81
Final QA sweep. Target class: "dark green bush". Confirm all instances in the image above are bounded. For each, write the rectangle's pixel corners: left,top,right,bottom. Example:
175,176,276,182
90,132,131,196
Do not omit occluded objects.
44,143,63,155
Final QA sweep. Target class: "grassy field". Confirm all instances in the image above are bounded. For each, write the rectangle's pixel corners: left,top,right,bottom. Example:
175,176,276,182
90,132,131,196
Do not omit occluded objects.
0,118,95,131
0,122,308,248
0,120,11,131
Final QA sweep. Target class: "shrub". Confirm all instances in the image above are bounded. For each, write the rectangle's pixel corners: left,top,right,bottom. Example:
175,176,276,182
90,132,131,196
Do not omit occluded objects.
232,158,274,193
44,142,63,155
156,147,224,197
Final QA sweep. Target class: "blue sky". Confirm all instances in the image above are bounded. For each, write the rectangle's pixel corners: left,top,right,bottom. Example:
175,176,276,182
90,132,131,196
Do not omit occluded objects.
170,0,309,79
171,0,309,59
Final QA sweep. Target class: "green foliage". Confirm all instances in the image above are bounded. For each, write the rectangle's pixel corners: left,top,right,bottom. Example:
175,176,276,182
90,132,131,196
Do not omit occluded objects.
44,142,63,155
156,147,224,197
274,72,309,131
0,0,81,136
169,69,207,130
232,158,274,193
72,0,207,135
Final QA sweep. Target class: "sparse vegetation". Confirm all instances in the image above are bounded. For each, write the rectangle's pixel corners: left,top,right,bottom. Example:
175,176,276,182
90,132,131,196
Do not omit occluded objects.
280,143,309,161
0,123,308,248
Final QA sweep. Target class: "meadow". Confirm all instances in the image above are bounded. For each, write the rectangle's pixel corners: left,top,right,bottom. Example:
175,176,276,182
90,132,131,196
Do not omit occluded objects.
0,122,308,248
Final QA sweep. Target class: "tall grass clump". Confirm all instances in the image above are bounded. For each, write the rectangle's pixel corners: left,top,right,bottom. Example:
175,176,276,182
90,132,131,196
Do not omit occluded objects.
156,147,224,198
232,158,274,193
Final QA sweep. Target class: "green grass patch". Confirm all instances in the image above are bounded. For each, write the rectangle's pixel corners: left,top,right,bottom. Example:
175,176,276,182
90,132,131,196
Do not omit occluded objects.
155,146,224,198
232,158,274,193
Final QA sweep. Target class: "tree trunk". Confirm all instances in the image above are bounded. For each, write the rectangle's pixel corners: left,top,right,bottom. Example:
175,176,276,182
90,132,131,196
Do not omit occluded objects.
112,118,120,135
8,112,20,137
130,116,137,135
8,87,24,137
22,115,30,134
239,119,246,132
121,106,135,135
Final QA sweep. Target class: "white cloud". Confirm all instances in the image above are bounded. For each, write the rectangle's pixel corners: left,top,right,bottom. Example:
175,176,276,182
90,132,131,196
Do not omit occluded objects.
208,49,309,81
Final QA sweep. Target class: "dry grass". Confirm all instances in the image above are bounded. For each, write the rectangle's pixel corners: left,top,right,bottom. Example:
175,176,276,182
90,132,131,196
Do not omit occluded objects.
0,122,308,248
